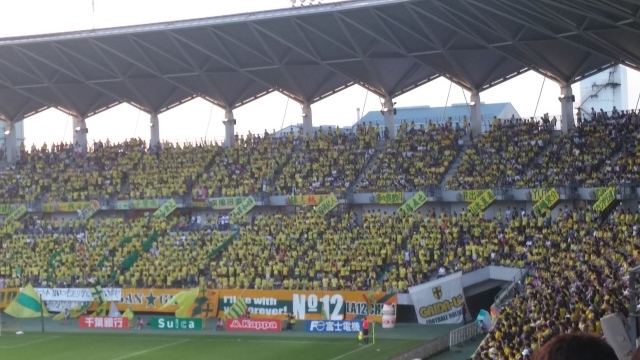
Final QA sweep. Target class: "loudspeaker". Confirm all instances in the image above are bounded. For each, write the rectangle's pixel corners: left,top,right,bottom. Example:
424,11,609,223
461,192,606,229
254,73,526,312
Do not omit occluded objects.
601,313,634,360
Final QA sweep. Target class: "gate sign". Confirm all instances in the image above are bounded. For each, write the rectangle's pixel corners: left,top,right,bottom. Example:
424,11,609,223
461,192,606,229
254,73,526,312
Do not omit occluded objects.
306,320,362,333
408,272,465,325
79,316,129,329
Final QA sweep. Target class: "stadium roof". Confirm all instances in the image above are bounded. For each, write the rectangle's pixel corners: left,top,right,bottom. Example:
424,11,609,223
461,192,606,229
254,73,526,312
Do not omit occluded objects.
0,0,638,122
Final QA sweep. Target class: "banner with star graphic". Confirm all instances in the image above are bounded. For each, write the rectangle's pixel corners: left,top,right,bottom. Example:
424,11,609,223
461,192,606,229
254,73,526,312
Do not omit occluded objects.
91,288,219,318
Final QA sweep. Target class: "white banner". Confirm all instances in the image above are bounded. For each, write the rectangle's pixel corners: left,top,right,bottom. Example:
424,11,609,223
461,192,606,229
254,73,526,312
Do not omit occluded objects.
409,272,465,325
45,301,89,312
33,288,122,302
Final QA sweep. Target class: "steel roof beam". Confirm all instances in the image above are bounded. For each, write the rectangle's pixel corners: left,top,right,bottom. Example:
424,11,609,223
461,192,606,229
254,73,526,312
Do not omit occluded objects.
488,0,631,70
248,24,307,103
168,30,294,107
252,20,383,99
444,1,564,83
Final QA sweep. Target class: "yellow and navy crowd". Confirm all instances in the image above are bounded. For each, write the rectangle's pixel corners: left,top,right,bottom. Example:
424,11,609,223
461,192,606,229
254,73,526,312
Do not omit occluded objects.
0,108,639,359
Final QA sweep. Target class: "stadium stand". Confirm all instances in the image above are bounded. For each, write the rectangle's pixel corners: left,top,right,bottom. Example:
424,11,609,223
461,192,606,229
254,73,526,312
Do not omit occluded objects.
524,113,639,188
359,121,464,192
1,108,640,360
447,119,552,190
276,125,375,195
196,131,295,197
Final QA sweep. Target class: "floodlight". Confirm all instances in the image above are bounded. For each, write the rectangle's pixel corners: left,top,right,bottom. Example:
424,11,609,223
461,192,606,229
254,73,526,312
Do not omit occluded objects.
3,130,9,135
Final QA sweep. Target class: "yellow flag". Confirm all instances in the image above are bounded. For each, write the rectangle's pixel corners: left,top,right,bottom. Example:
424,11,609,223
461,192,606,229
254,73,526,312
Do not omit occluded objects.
122,306,135,320
5,284,50,318
160,287,199,318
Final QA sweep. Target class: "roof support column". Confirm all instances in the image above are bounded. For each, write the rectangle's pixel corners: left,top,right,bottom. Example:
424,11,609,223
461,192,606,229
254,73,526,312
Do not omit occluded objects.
72,115,88,154
469,91,483,136
150,113,160,148
223,109,235,148
559,84,575,133
383,97,396,140
4,121,18,164
302,103,312,136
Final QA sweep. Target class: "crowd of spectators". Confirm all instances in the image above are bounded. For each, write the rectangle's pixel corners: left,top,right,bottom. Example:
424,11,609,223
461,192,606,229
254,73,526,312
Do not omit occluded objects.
447,118,552,190
276,125,376,195
359,121,463,192
196,131,294,198
525,110,639,188
475,206,638,359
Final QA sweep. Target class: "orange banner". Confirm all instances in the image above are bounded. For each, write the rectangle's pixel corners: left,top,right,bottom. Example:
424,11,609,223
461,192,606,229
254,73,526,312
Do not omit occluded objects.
0,288,18,309
217,289,397,323
101,288,219,318
83,288,395,322
288,194,330,206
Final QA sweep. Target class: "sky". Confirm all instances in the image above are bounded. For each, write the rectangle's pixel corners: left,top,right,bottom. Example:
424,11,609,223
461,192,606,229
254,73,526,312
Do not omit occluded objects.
1,0,639,146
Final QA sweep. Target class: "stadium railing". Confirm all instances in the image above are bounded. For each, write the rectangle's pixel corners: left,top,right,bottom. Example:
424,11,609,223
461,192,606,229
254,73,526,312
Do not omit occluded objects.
449,322,483,348
390,333,450,360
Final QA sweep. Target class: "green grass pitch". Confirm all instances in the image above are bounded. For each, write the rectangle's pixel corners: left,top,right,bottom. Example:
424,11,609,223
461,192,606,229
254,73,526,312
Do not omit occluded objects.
0,332,424,360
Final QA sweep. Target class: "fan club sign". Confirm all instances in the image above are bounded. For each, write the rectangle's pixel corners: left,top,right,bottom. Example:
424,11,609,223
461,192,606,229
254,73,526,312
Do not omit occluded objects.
408,272,466,325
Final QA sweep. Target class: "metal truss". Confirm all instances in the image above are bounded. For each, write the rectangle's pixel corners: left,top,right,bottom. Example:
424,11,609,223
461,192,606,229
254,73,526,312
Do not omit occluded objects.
0,0,636,123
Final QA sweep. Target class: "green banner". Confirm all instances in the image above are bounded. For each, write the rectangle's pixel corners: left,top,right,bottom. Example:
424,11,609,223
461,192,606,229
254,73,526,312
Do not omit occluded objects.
4,204,27,225
230,196,256,220
153,199,178,218
530,189,551,202
315,193,339,216
374,192,403,204
42,202,89,212
460,190,488,203
208,231,239,259
150,317,203,331
532,189,560,215
467,190,496,216
0,204,12,215
115,201,131,210
593,187,616,213
131,199,160,209
594,187,608,200
209,197,245,209
398,191,427,215
80,201,100,219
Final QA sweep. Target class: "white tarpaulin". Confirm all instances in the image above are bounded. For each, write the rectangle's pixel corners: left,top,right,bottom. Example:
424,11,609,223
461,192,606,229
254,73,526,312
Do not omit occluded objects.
33,288,122,302
408,272,465,325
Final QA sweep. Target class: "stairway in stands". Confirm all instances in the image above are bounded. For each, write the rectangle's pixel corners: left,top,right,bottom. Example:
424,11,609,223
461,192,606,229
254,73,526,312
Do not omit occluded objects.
347,139,386,193
438,134,472,189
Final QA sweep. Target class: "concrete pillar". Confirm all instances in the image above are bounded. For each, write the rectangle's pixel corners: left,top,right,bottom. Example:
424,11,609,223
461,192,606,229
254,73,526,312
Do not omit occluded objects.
5,122,17,164
72,115,88,153
469,91,482,136
302,103,312,136
150,113,160,147
383,97,396,140
223,109,235,148
560,84,575,133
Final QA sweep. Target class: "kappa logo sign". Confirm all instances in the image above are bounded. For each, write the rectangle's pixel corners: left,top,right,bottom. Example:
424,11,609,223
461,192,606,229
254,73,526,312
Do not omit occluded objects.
226,319,281,332
432,286,443,300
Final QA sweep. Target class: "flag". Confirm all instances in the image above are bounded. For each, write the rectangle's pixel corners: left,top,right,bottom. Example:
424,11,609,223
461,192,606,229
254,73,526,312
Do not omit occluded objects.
53,302,90,321
92,301,108,317
90,285,105,305
160,287,199,318
109,302,121,317
321,302,329,320
122,306,134,321
4,284,50,318
222,296,248,320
